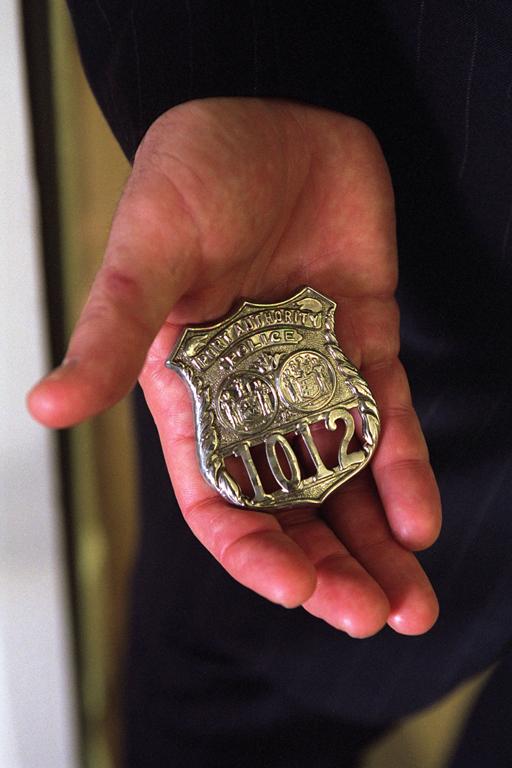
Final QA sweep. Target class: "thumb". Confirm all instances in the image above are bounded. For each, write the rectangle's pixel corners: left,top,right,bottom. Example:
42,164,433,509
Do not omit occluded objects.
28,160,200,428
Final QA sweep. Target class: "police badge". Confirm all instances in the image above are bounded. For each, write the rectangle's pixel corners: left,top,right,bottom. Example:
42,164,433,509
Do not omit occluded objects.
166,287,380,510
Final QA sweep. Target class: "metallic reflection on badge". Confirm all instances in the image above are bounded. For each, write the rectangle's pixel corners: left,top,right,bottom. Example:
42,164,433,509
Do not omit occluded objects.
166,287,380,510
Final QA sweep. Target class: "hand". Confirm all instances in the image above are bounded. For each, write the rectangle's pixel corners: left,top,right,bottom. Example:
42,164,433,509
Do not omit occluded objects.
28,98,441,637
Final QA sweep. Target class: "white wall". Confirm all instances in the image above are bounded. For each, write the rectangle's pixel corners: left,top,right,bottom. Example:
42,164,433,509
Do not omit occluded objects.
0,2,78,766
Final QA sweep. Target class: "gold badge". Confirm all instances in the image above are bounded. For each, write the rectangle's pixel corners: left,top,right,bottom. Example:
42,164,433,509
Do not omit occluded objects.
166,287,380,510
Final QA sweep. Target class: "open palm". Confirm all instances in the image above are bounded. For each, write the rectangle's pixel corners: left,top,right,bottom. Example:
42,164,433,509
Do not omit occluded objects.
29,98,441,637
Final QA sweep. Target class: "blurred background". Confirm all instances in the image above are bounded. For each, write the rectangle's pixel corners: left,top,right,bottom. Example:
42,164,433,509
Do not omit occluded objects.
3,1,133,766
1,1,491,766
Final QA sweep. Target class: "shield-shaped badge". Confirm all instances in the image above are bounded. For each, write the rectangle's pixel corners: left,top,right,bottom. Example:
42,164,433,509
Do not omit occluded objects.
166,287,380,510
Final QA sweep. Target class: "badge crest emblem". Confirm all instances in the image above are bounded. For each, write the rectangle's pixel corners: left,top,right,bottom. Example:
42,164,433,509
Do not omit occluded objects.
166,287,380,510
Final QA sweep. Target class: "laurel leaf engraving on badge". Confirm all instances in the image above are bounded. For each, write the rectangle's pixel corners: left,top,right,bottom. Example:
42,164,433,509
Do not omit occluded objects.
324,306,381,456
218,472,243,505
363,411,380,447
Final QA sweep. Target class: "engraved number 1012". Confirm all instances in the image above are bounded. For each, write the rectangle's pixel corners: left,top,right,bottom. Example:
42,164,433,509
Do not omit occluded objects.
232,407,365,502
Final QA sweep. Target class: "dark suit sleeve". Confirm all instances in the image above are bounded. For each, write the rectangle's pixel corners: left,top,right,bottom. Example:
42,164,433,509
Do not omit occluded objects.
66,1,387,161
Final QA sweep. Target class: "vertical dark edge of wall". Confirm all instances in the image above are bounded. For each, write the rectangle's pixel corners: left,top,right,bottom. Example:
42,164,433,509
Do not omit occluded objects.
20,1,84,763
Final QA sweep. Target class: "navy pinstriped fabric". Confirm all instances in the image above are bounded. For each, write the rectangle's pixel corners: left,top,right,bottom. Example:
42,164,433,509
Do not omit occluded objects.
67,2,512,764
